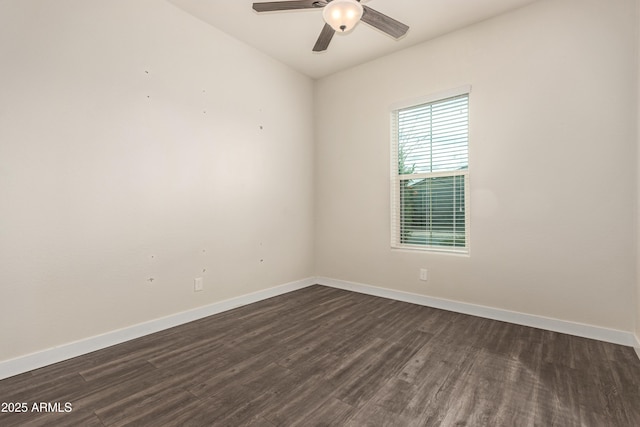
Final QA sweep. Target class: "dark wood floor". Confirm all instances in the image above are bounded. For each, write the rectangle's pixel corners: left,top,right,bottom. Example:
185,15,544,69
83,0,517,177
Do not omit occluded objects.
1,285,639,426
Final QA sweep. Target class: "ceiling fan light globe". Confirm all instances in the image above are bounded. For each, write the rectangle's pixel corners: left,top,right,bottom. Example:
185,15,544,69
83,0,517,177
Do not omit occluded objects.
323,0,363,33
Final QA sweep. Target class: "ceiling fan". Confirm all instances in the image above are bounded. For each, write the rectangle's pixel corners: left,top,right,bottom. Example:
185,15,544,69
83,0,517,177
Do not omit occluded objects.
252,0,409,52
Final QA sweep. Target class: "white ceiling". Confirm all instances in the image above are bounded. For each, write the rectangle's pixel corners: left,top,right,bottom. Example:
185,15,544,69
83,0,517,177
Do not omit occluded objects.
167,0,539,79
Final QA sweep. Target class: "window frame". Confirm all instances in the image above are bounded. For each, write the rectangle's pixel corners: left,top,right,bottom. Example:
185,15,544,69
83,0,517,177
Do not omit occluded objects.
390,86,471,255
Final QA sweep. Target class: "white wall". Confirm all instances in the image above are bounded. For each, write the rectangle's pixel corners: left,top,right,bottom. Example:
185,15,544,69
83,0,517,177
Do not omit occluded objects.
0,0,315,361
315,0,637,332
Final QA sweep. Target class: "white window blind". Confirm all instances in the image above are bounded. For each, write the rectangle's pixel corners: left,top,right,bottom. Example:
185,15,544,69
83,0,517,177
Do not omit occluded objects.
391,92,469,253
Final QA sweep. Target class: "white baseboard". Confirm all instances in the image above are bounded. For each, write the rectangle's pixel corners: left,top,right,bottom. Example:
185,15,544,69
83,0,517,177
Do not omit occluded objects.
315,277,638,348
2,276,637,380
0,277,315,381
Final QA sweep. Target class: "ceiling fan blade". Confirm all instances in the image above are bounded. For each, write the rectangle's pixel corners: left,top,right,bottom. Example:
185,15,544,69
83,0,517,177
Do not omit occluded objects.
361,6,409,39
313,23,335,52
253,0,324,12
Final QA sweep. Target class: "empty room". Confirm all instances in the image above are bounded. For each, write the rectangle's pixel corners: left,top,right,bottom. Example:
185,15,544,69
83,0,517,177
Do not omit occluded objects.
1,0,639,425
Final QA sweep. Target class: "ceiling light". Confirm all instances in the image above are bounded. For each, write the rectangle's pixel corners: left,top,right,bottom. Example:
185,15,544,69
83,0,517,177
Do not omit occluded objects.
322,0,363,33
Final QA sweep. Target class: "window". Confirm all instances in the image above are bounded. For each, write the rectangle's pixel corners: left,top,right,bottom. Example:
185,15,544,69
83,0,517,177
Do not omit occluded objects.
391,89,470,253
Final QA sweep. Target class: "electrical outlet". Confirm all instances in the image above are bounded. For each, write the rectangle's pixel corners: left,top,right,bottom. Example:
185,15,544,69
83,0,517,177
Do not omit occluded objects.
419,268,428,281
194,277,204,292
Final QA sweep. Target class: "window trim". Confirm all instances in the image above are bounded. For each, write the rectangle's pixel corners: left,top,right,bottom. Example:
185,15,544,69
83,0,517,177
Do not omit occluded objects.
390,86,471,255
389,85,472,114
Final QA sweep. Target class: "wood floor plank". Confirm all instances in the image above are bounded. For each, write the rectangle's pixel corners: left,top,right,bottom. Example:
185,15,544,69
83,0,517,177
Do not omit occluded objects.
397,337,469,385
73,367,176,413
534,362,581,426
260,373,336,426
0,371,88,404
367,377,417,415
79,359,158,383
400,344,480,425
211,369,313,425
609,360,640,425
170,344,256,384
345,403,418,427
450,349,539,426
288,397,355,427
0,284,638,426
94,381,198,426
334,337,431,408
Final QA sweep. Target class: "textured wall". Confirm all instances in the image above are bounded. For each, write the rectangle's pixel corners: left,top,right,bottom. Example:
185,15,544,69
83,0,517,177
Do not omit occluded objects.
314,0,637,332
0,0,315,361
